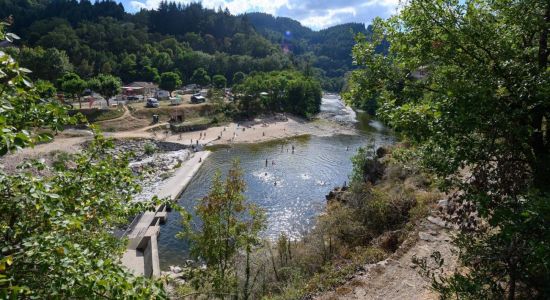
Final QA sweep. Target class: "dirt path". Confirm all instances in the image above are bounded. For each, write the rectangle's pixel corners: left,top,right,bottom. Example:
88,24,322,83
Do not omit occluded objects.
316,215,458,300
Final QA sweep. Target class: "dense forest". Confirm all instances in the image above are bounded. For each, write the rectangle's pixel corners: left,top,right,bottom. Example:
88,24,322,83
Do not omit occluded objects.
247,13,369,77
0,0,377,92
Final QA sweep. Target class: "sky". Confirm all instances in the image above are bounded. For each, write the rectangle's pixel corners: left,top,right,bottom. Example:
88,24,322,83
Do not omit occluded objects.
119,0,400,30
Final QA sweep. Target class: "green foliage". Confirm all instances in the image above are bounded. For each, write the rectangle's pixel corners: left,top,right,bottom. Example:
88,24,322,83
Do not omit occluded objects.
143,141,157,155
159,72,182,94
51,150,72,170
212,74,227,89
246,13,387,91
179,160,266,297
347,0,550,298
0,133,167,299
88,74,121,106
232,71,246,85
59,72,87,108
0,23,166,298
34,79,56,99
14,46,73,82
234,70,322,118
2,1,381,93
191,68,211,86
0,27,73,155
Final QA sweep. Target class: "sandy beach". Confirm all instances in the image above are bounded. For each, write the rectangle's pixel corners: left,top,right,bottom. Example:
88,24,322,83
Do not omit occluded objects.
108,115,356,146
2,115,355,168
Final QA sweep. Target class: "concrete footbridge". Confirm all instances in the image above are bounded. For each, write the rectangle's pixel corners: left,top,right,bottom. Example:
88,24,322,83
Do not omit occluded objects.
121,151,211,278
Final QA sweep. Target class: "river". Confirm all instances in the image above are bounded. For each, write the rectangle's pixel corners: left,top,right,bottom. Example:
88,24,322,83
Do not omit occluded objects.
157,94,395,269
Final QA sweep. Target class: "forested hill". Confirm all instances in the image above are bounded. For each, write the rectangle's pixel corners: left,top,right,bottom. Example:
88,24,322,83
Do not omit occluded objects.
1,0,372,91
246,12,372,81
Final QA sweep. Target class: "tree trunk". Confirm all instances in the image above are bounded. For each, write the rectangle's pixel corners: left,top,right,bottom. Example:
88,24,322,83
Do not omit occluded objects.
267,243,279,281
508,273,516,300
532,5,549,191
243,245,251,300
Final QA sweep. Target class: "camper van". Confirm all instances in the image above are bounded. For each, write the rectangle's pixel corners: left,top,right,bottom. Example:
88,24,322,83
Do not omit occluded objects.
156,90,170,100
169,97,182,105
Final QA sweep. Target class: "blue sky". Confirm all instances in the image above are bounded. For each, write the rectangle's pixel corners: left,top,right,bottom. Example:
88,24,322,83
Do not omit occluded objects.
118,0,400,30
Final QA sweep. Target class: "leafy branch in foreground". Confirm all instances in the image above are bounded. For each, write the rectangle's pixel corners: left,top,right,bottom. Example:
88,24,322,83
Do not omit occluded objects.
347,0,550,298
1,133,168,298
0,22,166,298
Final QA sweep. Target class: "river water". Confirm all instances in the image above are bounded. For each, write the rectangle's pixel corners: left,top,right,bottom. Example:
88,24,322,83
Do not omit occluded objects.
157,94,395,269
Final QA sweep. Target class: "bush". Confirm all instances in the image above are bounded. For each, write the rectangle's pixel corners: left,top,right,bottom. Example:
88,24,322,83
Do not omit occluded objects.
143,142,157,155
51,151,72,170
361,187,416,234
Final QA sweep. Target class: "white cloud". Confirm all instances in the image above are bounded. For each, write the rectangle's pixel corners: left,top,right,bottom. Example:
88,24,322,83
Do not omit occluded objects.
125,0,399,29
299,7,357,29
129,0,289,14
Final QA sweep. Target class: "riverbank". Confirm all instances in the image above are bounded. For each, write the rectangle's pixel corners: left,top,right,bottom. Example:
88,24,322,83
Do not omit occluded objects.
106,114,356,146
0,115,354,172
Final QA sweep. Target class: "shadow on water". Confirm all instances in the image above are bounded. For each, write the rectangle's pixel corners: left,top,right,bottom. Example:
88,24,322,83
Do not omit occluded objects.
157,95,395,269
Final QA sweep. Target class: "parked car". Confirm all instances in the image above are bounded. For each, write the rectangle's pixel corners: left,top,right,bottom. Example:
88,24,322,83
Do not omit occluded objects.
146,98,160,108
127,95,143,101
191,94,206,104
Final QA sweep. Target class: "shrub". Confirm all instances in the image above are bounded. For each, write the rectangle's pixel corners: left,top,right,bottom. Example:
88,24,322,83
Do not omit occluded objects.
143,142,157,155
51,151,72,170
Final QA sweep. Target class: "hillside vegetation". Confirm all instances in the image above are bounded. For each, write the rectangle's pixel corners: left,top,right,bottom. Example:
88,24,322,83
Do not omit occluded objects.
1,0,377,91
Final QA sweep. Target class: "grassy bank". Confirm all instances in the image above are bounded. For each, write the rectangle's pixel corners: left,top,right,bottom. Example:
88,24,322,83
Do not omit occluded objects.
71,107,125,123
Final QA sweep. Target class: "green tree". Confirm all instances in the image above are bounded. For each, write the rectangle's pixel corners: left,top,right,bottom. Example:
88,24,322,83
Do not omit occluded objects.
0,24,166,298
179,161,266,297
232,71,246,85
159,72,182,96
234,70,322,118
191,67,211,86
141,65,161,83
16,47,73,82
212,74,227,89
34,79,57,99
88,74,122,107
346,1,550,298
59,73,87,109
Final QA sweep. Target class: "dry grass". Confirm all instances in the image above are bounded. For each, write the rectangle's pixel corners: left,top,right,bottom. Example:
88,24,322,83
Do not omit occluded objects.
96,116,150,132
129,101,215,122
